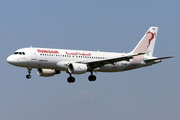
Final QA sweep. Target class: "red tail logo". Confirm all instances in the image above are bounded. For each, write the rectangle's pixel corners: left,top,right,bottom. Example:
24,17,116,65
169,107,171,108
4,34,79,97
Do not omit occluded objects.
78,66,82,70
146,31,156,48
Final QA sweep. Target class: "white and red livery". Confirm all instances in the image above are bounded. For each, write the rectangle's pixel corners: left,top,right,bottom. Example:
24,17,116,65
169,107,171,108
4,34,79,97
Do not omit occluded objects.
7,27,173,83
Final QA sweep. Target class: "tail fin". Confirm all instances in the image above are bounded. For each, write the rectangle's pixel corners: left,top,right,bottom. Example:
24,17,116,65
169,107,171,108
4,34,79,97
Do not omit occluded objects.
131,27,158,56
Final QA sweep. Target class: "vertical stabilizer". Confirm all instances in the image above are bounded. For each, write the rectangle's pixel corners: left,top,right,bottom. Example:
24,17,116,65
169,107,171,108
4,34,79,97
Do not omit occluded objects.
131,27,158,56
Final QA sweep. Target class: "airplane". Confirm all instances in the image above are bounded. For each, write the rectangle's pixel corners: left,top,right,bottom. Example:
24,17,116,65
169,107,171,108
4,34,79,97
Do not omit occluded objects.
7,27,173,83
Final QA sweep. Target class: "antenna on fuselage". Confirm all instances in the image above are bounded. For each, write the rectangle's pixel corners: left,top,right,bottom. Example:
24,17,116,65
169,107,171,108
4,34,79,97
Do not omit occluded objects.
30,45,32,48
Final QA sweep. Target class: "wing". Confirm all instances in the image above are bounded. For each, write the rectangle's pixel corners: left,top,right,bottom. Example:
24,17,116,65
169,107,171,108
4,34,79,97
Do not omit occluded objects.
78,53,145,70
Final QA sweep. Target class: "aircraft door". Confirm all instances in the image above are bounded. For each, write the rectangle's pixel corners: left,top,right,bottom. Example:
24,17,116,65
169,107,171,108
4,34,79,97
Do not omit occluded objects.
30,48,37,60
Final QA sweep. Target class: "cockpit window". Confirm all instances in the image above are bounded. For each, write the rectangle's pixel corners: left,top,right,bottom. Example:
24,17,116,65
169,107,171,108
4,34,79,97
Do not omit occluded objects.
14,52,25,55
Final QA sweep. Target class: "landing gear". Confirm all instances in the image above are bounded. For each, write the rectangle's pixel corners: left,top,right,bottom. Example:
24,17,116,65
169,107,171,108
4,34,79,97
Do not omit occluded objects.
88,75,96,81
67,73,75,83
26,67,32,79
88,72,96,81
66,72,96,83
26,75,31,79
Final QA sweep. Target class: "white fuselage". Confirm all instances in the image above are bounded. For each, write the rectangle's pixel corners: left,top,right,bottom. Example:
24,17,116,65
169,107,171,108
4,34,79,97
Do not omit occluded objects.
7,47,158,73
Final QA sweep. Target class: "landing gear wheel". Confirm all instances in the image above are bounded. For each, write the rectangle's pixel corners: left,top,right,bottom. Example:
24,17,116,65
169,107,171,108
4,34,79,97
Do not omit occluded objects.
67,77,75,83
88,75,96,81
26,67,32,79
67,72,75,83
26,75,31,79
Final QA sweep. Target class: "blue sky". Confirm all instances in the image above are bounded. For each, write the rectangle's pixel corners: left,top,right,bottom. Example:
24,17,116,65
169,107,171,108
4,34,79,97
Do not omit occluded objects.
1,0,179,120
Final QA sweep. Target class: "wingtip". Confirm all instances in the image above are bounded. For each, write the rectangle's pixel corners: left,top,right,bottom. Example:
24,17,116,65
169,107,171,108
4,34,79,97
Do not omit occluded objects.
168,56,174,58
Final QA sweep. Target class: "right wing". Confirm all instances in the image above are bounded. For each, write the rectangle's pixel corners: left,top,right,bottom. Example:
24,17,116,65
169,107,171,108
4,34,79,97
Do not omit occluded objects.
79,53,145,70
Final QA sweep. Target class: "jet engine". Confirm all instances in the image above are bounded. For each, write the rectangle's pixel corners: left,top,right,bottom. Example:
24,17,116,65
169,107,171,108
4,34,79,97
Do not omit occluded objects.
37,69,60,77
68,63,88,74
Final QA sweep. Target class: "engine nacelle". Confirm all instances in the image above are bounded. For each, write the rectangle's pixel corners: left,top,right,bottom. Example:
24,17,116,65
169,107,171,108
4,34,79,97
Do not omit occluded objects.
68,63,88,74
37,69,60,77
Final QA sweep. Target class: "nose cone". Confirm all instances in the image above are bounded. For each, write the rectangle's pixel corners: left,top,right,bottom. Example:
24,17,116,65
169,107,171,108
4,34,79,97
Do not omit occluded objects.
7,55,14,64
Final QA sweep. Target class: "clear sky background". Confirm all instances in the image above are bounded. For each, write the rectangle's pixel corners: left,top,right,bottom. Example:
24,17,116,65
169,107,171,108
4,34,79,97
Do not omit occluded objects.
1,0,179,120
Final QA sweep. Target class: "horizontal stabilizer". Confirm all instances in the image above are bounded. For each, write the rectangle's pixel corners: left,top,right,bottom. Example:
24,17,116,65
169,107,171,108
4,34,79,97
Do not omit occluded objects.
144,56,174,62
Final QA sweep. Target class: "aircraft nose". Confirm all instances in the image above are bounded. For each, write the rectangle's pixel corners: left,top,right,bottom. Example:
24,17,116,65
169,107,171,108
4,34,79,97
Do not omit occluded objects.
7,55,14,64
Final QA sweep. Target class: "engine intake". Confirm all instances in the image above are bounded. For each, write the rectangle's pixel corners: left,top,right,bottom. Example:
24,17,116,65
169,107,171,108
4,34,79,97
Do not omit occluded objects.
37,69,60,77
68,63,88,74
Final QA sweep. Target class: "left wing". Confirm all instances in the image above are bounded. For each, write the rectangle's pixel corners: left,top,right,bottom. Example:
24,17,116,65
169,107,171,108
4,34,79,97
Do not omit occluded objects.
79,53,145,69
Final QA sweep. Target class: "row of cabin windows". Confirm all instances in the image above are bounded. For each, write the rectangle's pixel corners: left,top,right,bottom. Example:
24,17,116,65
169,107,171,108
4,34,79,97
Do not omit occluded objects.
40,54,60,57
40,54,107,59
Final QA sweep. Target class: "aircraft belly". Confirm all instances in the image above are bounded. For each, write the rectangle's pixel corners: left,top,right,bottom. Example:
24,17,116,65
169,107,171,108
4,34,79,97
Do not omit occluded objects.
29,59,57,69
39,62,56,69
95,62,128,72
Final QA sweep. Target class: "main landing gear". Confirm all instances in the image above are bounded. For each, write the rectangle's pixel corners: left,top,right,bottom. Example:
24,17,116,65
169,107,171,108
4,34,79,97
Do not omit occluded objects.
26,67,32,79
88,72,96,81
67,72,97,83
67,73,75,83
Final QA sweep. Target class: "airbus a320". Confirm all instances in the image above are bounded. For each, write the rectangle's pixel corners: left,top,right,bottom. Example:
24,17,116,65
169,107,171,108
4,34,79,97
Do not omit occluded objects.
7,27,173,83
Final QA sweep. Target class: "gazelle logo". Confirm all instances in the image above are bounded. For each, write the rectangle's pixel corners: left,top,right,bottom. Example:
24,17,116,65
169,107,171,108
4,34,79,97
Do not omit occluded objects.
146,31,156,48
78,66,82,70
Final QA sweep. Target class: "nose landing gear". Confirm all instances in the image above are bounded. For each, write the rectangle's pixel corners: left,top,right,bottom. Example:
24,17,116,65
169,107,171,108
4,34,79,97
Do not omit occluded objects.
26,67,32,79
